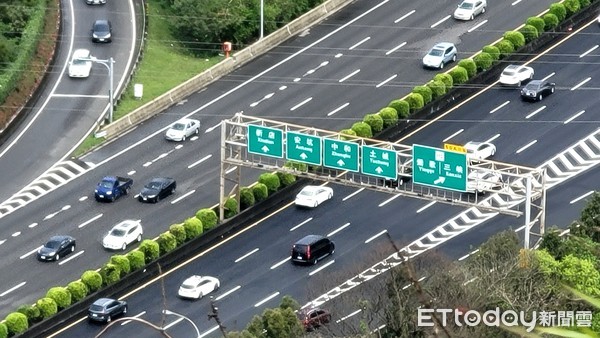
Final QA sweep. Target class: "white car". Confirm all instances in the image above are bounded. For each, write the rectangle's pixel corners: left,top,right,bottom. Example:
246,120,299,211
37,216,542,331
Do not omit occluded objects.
294,185,333,208
464,141,496,162
467,170,502,194
178,275,220,299
453,0,487,21
165,118,201,141
422,42,457,69
499,65,534,86
68,49,92,78
102,220,143,251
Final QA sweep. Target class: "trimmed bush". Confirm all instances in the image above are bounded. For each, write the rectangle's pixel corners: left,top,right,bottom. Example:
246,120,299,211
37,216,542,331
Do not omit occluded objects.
449,66,468,85
458,59,477,77
0,323,6,338
426,80,446,100
405,93,424,112
46,286,71,310
283,160,308,172
36,297,58,319
100,263,121,286
183,217,203,239
580,0,591,7
252,183,269,202
473,52,493,71
138,239,160,263
224,197,239,218
543,13,559,31
169,223,187,246
378,107,398,128
127,250,146,271
519,24,538,43
495,39,515,59
526,17,545,34
549,3,567,21
388,99,409,118
363,113,384,133
5,312,28,335
196,208,218,231
66,281,88,303
258,172,281,193
434,73,453,89
412,85,433,104
482,45,500,61
563,0,581,15
81,270,102,292
17,304,41,324
111,254,131,277
276,172,295,187
351,121,372,138
240,187,256,210
503,31,526,49
157,232,178,255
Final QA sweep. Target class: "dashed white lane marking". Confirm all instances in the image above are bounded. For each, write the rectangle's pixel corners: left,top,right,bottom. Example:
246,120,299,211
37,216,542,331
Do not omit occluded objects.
431,15,450,28
290,218,312,232
215,285,241,301
394,10,415,23
489,101,510,114
171,190,195,204
270,258,290,270
235,248,259,263
327,102,350,116
339,69,360,83
365,230,387,243
254,292,280,307
309,260,335,276
516,140,537,154
0,281,26,297
58,250,84,265
290,97,312,111
570,190,594,204
564,110,585,124
443,129,464,142
343,188,364,201
349,37,370,50
327,222,351,237
580,45,598,58
468,19,487,33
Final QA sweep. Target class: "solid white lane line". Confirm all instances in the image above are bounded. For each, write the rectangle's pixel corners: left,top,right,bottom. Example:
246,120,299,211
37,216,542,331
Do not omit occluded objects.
78,213,103,228
416,201,436,213
199,326,220,338
215,285,241,301
188,154,213,169
571,77,591,91
327,222,351,237
171,190,195,204
336,309,362,323
489,101,510,114
395,10,416,23
564,110,585,124
327,102,350,116
120,311,146,325
339,69,360,83
0,282,26,297
290,218,313,231
430,15,450,28
378,194,401,207
51,94,109,98
349,37,370,50
309,260,335,276
235,248,259,263
290,97,312,111
58,250,84,265
580,45,598,58
385,42,406,55
468,19,487,33
254,292,280,307
516,140,537,154
343,188,364,201
376,74,398,87
525,106,546,119
365,230,387,243
485,134,501,143
163,317,184,330
542,72,555,81
570,191,594,204
443,129,464,142
270,257,290,270
20,246,42,259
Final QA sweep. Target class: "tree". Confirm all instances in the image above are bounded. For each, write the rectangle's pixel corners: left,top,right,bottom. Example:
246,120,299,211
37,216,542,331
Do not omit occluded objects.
574,192,600,242
560,255,600,296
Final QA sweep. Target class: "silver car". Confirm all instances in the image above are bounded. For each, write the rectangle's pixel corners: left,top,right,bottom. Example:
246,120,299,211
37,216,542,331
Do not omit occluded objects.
453,0,487,21
422,42,457,69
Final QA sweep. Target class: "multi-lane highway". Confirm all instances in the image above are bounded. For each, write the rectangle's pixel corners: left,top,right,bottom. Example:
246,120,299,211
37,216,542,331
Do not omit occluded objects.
0,0,139,201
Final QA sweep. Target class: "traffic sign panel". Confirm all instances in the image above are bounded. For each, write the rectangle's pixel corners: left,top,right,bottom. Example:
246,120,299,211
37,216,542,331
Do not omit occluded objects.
286,132,322,165
361,146,397,179
247,125,283,158
323,139,359,172
412,144,467,192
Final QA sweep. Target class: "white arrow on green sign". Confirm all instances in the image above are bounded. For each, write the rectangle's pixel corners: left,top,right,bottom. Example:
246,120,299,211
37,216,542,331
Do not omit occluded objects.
361,145,397,180
323,139,359,172
286,131,322,165
247,124,284,158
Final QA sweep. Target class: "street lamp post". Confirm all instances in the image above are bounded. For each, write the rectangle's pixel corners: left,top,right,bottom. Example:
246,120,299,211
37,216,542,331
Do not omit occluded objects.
260,0,264,39
80,56,115,123
163,309,201,338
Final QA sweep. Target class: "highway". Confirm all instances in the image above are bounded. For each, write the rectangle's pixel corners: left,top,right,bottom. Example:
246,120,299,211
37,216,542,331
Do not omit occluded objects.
0,0,139,201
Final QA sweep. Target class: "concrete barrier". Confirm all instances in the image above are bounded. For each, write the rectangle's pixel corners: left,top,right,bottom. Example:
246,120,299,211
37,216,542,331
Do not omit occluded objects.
101,0,354,139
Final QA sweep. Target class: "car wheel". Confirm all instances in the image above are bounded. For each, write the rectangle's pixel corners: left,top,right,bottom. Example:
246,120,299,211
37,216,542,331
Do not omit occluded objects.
517,80,521,87
137,234,142,242
55,253,60,261
198,292,203,299
106,315,111,323
551,87,555,93
313,201,318,208
71,245,75,252
313,258,318,265
195,128,199,135
171,187,176,195
538,94,543,101
439,62,444,69
182,135,186,142
125,187,130,195
482,6,486,13
122,306,127,315
452,54,457,62
470,14,474,20
214,284,218,292
155,195,160,203
110,195,115,202
328,193,332,200
122,243,127,251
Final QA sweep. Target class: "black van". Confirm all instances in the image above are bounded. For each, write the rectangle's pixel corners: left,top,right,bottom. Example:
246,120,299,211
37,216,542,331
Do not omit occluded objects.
291,235,335,265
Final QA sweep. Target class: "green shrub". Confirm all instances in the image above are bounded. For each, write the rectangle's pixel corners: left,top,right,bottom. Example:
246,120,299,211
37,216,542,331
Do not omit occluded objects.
5,312,28,335
426,80,446,100
473,52,493,71
412,85,433,104
526,17,545,34
239,187,256,210
563,0,581,15
388,99,409,118
252,183,269,202
434,73,453,89
46,286,71,310
138,239,160,263
549,3,567,21
224,197,239,218
449,66,468,85
363,113,384,133
519,24,538,43
110,254,131,277
482,45,500,61
196,208,218,231
66,281,88,303
283,161,308,172
100,263,121,286
17,304,41,324
169,223,187,246
503,31,526,49
258,172,280,193
378,107,398,128
81,270,102,292
0,323,6,338
495,39,515,59
543,13,560,30
276,172,295,187
339,129,357,140
458,59,477,77
127,250,146,271
36,297,57,319
157,232,178,255
183,217,203,239
351,121,372,138
405,93,424,112
580,0,591,7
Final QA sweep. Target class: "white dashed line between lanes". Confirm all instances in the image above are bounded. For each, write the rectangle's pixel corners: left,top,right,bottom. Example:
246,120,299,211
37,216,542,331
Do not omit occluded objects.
20,246,42,259
309,260,335,276
254,291,280,307
0,281,26,297
327,102,349,116
343,188,364,201
171,189,196,204
270,257,290,270
571,77,591,91
365,230,387,243
290,218,312,231
339,69,360,83
516,140,537,154
580,45,598,58
235,248,259,263
290,97,312,111
443,129,464,142
385,42,406,56
376,74,398,87
327,222,351,237
564,110,585,124
78,213,103,228
394,10,415,23
349,37,370,50
215,285,241,301
526,106,546,119
570,190,594,204
489,101,510,114
468,19,487,33
188,154,212,169
58,250,84,265
417,201,436,213
431,15,450,28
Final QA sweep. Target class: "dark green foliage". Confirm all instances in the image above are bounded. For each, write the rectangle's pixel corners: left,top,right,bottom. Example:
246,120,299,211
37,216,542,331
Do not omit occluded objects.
543,13,560,30
245,307,304,338
458,59,477,77
169,223,187,246
549,3,567,21
36,297,57,319
17,304,41,324
378,107,398,128
275,172,295,187
284,161,308,172
494,39,515,59
100,263,121,286
138,239,160,263
279,295,300,311
473,52,493,71
110,254,131,277
363,113,384,133
183,217,203,239
196,208,218,231
351,121,373,138
539,229,566,260
66,281,88,303
0,322,6,338
46,287,71,310
224,197,239,218
469,230,520,270
240,187,256,210
412,85,433,105
258,173,281,193
426,80,446,100
482,45,500,61
580,0,591,7
5,312,28,335
127,250,146,271
563,0,581,15
388,99,409,118
405,93,424,112
434,73,453,89
252,183,269,202
526,17,546,34
81,270,102,292
157,232,178,255
503,31,526,49
519,24,539,43
573,192,600,242
449,66,468,85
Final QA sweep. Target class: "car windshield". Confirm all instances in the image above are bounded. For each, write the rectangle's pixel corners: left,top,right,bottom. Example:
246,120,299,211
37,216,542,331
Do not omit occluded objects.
171,123,185,131
146,182,162,189
525,83,540,90
72,59,87,65
99,181,112,189
45,240,61,249
459,2,473,9
428,49,443,57
299,189,316,197
94,23,109,32
181,282,196,289
110,229,126,237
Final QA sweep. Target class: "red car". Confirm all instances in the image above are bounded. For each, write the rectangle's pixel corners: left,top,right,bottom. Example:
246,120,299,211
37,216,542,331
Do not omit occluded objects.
298,308,332,331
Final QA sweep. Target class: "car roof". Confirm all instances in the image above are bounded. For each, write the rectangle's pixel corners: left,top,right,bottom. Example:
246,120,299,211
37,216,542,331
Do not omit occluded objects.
72,49,90,58
48,235,72,242
175,118,197,124
150,177,173,183
503,65,520,71
183,275,205,284
295,234,326,245
113,220,140,230
433,42,454,49
92,298,116,306
301,185,321,192
94,19,110,25
464,141,482,149
528,80,543,85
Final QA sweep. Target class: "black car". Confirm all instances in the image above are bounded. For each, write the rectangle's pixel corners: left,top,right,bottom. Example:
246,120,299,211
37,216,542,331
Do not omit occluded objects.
138,177,176,203
520,80,555,101
291,235,335,265
37,235,76,261
88,298,127,323
91,19,112,43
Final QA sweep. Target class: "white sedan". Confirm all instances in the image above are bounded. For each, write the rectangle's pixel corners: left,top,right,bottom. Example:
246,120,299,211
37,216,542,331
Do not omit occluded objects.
102,220,143,251
467,170,502,194
464,141,496,162
178,275,220,299
294,185,333,208
453,0,486,21
165,118,201,141
68,49,92,78
499,65,534,86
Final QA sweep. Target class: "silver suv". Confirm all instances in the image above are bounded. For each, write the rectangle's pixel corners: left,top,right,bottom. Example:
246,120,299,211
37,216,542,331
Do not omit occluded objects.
422,42,457,69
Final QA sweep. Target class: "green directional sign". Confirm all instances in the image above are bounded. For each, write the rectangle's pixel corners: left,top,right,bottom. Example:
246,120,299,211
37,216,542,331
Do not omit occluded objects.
412,144,467,192
286,132,322,165
323,139,359,172
361,146,397,180
247,125,283,158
